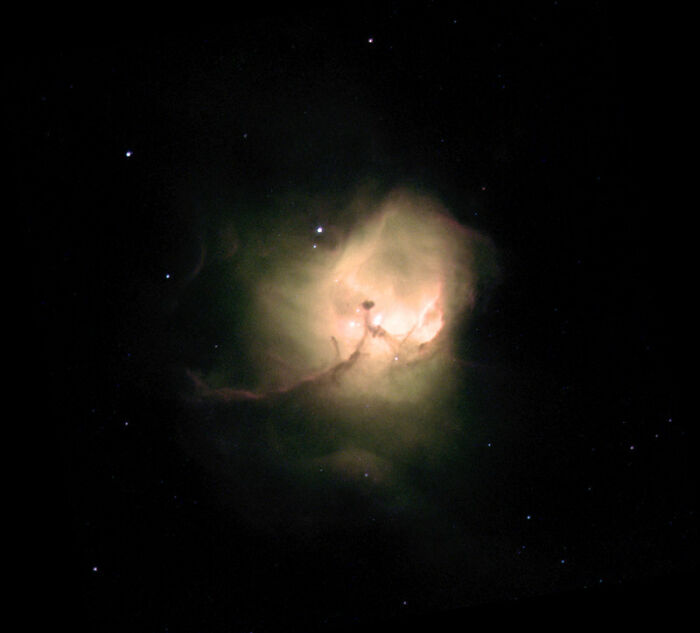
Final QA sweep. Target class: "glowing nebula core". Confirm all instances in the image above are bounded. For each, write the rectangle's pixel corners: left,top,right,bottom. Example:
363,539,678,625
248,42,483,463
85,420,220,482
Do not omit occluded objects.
191,189,488,405
184,187,498,513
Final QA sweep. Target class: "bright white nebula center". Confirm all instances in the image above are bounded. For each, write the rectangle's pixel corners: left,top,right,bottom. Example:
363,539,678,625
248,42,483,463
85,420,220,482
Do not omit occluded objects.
327,243,445,364
246,189,481,403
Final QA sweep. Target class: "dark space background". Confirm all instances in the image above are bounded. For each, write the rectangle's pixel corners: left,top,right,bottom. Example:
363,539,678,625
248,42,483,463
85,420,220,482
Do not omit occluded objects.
17,2,691,631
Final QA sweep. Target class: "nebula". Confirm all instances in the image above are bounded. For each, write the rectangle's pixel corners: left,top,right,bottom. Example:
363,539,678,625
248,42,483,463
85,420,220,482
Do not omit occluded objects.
181,186,498,526
189,188,490,401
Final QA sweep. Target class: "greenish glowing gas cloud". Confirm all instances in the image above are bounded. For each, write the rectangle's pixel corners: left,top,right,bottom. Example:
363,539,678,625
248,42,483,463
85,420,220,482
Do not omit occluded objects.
184,186,498,513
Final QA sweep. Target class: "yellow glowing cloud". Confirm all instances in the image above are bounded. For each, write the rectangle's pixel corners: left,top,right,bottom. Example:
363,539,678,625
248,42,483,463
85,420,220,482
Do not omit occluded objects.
190,187,493,414
180,185,500,520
